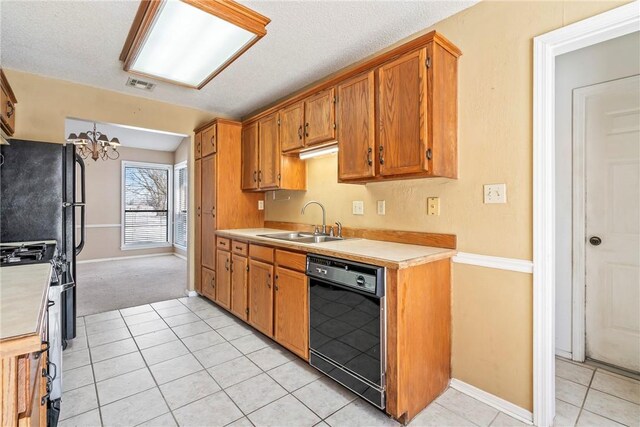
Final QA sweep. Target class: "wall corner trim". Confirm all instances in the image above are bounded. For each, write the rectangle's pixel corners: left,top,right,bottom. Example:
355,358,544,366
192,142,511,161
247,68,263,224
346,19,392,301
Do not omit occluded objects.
450,379,534,425
453,252,533,274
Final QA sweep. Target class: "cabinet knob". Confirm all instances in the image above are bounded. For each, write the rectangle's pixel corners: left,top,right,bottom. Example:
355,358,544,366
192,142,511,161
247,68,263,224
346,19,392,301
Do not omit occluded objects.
589,236,602,246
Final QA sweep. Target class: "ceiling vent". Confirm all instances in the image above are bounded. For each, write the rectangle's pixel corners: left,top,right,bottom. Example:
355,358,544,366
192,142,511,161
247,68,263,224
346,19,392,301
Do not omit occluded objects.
126,77,155,91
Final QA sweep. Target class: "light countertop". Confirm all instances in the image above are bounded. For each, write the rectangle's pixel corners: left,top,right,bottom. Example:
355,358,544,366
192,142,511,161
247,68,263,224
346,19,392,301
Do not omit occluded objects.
216,228,456,269
0,263,51,343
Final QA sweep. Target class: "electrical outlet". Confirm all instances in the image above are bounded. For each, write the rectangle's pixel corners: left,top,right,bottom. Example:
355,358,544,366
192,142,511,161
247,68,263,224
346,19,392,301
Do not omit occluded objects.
484,184,507,204
377,200,386,215
352,201,364,215
258,200,264,210
427,197,440,216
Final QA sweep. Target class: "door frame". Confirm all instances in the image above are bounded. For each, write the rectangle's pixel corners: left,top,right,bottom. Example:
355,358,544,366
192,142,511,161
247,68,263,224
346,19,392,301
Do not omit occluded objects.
532,2,639,426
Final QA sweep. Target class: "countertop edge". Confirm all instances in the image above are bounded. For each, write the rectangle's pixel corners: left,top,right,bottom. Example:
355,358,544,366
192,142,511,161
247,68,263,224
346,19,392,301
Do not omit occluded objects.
215,230,456,269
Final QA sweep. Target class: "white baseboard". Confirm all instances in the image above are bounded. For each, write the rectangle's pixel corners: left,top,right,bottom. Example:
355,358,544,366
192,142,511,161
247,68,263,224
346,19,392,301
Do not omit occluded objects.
77,253,174,264
555,349,572,360
450,379,533,425
453,252,533,274
185,290,198,297
173,253,187,261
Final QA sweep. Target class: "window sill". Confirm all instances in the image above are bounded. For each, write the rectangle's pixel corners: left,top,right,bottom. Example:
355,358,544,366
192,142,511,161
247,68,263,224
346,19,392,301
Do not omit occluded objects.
120,243,173,251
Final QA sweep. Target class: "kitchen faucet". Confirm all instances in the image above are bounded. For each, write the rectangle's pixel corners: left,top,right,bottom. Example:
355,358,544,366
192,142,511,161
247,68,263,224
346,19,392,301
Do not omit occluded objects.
301,201,327,235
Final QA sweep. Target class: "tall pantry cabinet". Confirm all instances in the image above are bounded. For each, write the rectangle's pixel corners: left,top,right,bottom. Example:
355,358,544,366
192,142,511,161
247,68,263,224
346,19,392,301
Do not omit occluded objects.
194,119,264,298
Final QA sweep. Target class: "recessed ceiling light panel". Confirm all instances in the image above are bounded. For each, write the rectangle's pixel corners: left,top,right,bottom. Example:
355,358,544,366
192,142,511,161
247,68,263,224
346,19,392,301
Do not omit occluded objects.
120,0,270,89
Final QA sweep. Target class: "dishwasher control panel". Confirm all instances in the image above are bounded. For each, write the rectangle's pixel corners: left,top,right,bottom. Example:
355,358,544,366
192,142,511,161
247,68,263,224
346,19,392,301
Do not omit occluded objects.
306,255,385,297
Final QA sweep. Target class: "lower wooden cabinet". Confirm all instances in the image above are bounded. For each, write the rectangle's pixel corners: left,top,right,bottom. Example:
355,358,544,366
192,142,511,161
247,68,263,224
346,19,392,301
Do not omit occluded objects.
216,250,231,309
201,267,216,301
230,254,248,320
274,266,309,360
248,259,274,336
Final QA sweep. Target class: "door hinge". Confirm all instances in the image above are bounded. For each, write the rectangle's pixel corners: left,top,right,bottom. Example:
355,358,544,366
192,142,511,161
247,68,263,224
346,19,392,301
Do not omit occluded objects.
246,265,249,272
277,174,281,181
277,119,281,126
333,96,336,103
245,308,249,315
426,57,431,68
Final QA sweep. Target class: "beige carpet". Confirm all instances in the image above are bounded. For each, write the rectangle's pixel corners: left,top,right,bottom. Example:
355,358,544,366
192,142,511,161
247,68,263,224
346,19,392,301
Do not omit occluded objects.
76,255,187,316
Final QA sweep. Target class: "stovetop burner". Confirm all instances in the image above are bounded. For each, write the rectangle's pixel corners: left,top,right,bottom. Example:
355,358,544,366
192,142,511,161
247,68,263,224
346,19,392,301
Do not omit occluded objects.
0,243,57,266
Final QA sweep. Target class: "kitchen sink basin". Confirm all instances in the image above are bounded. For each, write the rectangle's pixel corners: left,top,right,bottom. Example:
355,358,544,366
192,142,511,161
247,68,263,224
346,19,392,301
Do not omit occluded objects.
258,232,345,244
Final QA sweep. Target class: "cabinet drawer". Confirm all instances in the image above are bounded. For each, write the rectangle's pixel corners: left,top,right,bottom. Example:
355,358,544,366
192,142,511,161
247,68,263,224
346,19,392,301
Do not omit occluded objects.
275,249,306,272
249,244,274,263
232,241,248,256
216,237,230,251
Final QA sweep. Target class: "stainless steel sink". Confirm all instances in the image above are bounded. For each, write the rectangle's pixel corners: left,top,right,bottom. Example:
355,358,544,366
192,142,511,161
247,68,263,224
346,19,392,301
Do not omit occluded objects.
258,232,345,244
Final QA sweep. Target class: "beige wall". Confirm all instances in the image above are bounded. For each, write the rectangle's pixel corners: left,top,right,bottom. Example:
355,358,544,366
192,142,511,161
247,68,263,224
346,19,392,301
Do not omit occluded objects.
264,0,629,411
5,69,219,285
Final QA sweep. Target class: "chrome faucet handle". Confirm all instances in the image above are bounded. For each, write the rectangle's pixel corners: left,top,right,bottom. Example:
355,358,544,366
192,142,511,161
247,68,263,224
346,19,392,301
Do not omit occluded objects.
328,226,335,237
335,221,343,238
314,225,320,234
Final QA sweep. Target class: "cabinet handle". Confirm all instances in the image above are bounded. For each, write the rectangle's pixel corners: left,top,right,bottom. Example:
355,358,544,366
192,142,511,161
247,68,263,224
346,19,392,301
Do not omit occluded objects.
211,276,215,288
211,135,216,154
253,171,257,182
305,123,309,137
426,148,432,160
197,142,201,153
197,206,201,217
230,260,234,273
225,259,229,271
297,125,303,140
211,206,216,218
267,272,271,288
258,170,262,182
379,145,385,165
367,147,372,166
235,245,243,250
6,102,14,118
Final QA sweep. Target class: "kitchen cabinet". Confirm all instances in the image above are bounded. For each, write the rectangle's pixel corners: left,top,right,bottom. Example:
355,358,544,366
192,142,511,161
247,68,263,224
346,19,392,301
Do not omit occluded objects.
241,116,306,192
201,155,216,270
248,258,274,336
304,88,336,146
201,123,217,158
241,122,259,190
258,113,280,189
193,119,264,303
194,159,202,292
274,265,308,360
279,102,304,152
216,249,231,309
230,253,248,320
0,69,17,137
201,267,216,301
337,71,376,181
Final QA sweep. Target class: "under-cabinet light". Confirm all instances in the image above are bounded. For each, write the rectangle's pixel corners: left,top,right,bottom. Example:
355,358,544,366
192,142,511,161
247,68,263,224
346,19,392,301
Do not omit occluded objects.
299,145,339,160
120,0,270,89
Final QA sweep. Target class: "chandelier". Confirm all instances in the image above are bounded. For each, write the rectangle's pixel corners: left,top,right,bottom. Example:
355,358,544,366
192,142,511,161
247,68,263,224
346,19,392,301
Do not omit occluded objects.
66,122,121,161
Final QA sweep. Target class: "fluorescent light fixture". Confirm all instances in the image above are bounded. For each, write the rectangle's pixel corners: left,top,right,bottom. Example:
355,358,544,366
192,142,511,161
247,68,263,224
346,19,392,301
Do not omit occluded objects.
299,145,339,160
120,0,270,89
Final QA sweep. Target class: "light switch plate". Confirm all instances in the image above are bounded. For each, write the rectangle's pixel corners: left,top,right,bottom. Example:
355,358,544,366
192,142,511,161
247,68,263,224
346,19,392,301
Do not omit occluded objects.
258,200,264,210
484,184,507,204
427,197,440,216
352,201,364,215
377,200,386,215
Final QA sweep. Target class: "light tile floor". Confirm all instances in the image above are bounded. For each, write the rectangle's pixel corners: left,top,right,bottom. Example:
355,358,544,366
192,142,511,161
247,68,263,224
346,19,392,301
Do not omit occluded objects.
58,295,636,427
554,357,640,426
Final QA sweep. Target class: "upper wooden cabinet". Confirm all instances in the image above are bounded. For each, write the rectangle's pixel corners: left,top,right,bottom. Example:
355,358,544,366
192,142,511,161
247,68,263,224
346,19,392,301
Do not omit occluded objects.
279,103,304,152
258,113,280,189
0,69,17,137
243,31,460,182
304,88,336,146
201,123,217,158
241,115,306,192
337,71,376,181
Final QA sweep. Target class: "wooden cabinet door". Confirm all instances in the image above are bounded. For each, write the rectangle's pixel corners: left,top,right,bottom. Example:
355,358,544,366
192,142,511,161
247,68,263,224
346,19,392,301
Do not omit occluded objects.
274,267,309,359
195,131,202,159
258,113,280,189
338,72,376,181
378,48,428,176
202,267,216,301
216,250,231,308
248,259,274,336
195,159,202,293
231,254,248,320
304,88,336,146
241,122,259,190
201,155,216,269
201,123,217,157
280,103,304,152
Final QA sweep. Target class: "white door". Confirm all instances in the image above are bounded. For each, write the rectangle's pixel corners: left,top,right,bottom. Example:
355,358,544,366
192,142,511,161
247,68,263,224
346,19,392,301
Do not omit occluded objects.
583,75,640,372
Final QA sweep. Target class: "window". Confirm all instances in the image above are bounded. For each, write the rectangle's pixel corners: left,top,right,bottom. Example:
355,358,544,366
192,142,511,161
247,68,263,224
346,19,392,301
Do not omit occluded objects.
174,162,188,249
121,161,172,249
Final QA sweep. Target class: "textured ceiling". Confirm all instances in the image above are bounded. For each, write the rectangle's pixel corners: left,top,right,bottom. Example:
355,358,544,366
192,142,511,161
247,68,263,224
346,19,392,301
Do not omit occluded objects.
65,118,187,152
1,0,476,119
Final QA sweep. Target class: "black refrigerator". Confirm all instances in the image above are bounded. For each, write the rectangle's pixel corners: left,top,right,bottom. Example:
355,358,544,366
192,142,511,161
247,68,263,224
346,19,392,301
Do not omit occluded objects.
0,139,85,344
